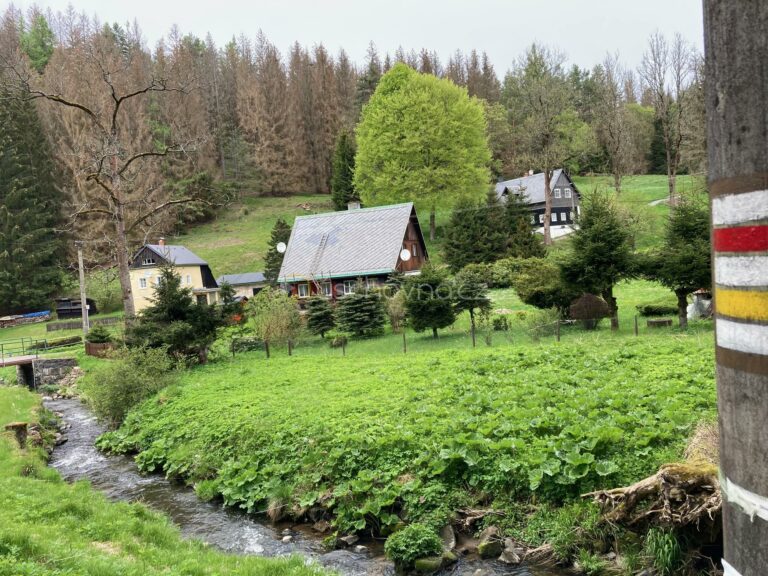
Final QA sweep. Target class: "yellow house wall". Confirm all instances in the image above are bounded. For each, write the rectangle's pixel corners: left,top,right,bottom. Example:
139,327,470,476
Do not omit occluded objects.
129,265,208,313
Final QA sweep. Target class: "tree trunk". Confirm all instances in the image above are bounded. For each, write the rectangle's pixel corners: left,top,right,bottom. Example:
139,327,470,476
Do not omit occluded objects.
666,149,677,205
264,340,270,359
470,310,476,348
602,286,619,331
432,327,438,339
429,209,436,242
704,2,768,572
675,289,689,329
543,168,552,245
114,202,135,319
613,171,622,194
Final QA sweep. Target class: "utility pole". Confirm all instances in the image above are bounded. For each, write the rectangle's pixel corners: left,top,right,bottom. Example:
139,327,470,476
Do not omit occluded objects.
704,2,768,574
75,241,89,335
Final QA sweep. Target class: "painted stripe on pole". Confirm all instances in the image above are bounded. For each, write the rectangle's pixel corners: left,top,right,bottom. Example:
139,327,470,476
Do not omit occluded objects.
721,558,742,576
716,288,768,322
716,256,768,287
716,318,768,355
722,475,768,522
712,189,768,226
713,225,768,252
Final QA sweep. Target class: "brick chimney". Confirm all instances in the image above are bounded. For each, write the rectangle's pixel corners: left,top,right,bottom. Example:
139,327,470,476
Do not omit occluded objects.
158,237,165,247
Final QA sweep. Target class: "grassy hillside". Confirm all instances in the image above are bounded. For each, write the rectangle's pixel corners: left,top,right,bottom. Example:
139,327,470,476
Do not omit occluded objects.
0,385,327,576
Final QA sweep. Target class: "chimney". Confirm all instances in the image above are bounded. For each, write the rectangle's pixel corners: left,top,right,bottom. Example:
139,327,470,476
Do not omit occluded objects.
158,237,165,247
347,200,361,210
528,169,534,176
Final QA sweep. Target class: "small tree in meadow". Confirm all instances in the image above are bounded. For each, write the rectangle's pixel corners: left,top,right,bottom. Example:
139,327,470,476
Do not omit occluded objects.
264,218,292,285
331,131,358,210
403,263,456,338
453,266,492,346
306,297,335,338
335,282,386,337
569,293,611,330
503,191,546,258
248,287,302,357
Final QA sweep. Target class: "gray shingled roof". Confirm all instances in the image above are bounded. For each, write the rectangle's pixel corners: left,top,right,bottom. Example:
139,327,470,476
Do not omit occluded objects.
217,272,266,286
494,169,565,204
278,203,415,282
146,244,208,266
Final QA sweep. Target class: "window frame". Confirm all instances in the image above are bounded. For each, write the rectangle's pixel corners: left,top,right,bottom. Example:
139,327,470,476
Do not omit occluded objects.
139,278,147,289
564,188,572,198
553,188,562,199
538,213,544,223
141,257,156,266
297,283,310,299
343,280,356,295
320,282,332,297
551,212,558,222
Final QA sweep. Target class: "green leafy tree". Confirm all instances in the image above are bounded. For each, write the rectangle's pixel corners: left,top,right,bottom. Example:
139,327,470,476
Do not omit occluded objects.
403,263,456,338
560,192,635,329
507,257,579,314
126,266,227,363
306,297,335,337
331,131,357,210
248,287,302,357
0,83,63,316
335,282,385,338
443,194,505,272
354,63,491,241
648,193,711,328
503,192,546,259
19,13,55,73
264,218,292,285
453,267,492,347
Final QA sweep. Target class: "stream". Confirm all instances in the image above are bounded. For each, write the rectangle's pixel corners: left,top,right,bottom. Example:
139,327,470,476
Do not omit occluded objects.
46,398,571,576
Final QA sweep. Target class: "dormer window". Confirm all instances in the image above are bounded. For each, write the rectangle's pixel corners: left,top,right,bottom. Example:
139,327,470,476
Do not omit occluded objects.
142,257,156,266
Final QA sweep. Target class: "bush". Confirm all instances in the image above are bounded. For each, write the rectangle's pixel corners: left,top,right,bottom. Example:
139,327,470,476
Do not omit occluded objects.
492,316,509,332
85,324,113,344
306,297,335,338
636,302,678,317
385,289,407,333
460,262,494,288
335,283,385,338
525,308,561,342
569,293,611,330
384,523,443,569
80,346,177,427
230,337,264,353
29,335,82,350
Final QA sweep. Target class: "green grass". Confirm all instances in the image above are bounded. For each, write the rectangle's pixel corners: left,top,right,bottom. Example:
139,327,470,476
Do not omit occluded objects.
0,385,329,576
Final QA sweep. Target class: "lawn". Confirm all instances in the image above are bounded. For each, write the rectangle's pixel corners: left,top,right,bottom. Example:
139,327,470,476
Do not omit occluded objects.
0,385,328,576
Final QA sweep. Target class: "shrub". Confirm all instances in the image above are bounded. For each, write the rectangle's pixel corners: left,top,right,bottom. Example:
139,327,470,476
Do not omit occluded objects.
505,257,579,313
85,324,113,344
644,528,682,576
569,293,611,330
384,523,443,569
525,307,561,342
306,297,335,338
335,283,385,338
461,263,494,288
385,289,407,333
492,316,509,332
636,302,678,317
29,335,82,350
80,346,177,427
329,334,348,348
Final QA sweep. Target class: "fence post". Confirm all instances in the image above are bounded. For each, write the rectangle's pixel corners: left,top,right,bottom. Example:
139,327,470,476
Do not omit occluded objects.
342,338,346,357
231,339,236,358
634,315,639,336
402,330,407,354
264,340,270,359
556,320,561,342
288,339,293,356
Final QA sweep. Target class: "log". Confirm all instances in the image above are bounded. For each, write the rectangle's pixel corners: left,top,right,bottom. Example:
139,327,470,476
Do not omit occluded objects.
647,318,673,328
4,421,28,448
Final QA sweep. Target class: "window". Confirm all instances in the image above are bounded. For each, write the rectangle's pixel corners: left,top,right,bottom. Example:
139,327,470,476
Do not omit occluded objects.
530,216,536,224
366,278,380,289
141,257,156,266
139,278,147,289
538,214,544,223
155,276,162,286
564,188,572,198
321,282,332,297
186,275,191,285
411,243,418,258
196,294,207,305
553,188,562,199
343,280,355,295
297,283,309,298
551,212,558,222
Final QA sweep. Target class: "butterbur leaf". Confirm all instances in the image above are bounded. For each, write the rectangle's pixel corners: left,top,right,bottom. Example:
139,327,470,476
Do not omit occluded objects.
528,468,544,491
595,460,620,476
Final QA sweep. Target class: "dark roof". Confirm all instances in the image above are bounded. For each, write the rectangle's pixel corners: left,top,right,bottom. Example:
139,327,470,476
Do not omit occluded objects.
278,203,419,282
217,272,266,286
143,244,208,266
494,169,570,204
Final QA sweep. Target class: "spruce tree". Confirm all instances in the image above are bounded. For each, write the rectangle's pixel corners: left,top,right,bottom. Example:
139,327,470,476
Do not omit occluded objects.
647,118,668,174
335,282,385,337
403,263,456,338
264,218,292,285
453,267,492,347
306,296,335,337
0,84,64,315
331,131,357,210
503,192,546,258
443,194,505,272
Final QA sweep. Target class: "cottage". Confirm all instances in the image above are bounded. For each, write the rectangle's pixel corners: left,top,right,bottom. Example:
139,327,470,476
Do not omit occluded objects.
494,169,581,228
129,239,218,312
278,202,427,299
216,272,267,299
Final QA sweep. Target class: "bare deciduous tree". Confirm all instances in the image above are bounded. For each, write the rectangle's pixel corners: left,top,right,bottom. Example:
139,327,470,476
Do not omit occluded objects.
596,53,633,193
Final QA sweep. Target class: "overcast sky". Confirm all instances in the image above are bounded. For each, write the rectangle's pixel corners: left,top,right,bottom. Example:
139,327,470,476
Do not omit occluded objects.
8,0,704,72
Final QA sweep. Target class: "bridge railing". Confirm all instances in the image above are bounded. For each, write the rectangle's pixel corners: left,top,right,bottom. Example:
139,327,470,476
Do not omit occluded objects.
0,338,43,365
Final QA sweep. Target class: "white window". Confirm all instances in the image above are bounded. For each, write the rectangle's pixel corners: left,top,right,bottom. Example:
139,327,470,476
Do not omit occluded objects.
564,188,572,198
142,257,156,266
186,275,191,285
139,278,147,289
553,188,562,199
297,284,309,298
321,282,332,297
155,276,162,286
343,280,355,295
551,212,558,222
538,214,544,223
366,278,380,289
411,244,418,258
530,216,536,224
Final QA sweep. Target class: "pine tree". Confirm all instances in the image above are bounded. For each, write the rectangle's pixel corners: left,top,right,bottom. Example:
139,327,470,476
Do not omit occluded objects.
335,282,385,337
453,267,491,347
403,263,456,338
331,131,357,210
355,42,382,111
503,192,546,258
648,118,668,174
306,297,335,337
0,84,64,316
264,218,292,285
443,194,506,272
19,13,54,73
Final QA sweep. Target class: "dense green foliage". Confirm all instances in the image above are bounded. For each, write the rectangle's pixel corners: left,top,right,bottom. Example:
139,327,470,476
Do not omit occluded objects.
101,336,715,539
0,386,328,576
502,192,546,258
306,297,335,337
443,195,505,272
85,324,113,344
264,218,291,285
384,523,443,568
402,264,456,338
453,266,492,344
330,131,357,210
500,257,579,312
354,63,491,239
247,287,302,356
636,302,679,317
335,284,385,337
19,13,55,72
0,83,64,316
80,346,178,427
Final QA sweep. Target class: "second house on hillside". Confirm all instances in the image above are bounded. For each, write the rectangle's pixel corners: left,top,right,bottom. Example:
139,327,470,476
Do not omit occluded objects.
129,240,219,313
495,169,581,227
278,202,428,299
216,272,267,300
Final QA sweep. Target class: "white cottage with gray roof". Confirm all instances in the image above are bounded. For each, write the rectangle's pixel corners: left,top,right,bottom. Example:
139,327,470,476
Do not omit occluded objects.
494,169,581,227
278,203,427,299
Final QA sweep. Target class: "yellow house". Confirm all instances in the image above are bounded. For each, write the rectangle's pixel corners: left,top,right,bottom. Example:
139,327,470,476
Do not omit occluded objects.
129,240,219,313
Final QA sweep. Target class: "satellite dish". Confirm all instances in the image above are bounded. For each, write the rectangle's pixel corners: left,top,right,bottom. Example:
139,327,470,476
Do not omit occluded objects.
400,248,411,261
276,242,287,254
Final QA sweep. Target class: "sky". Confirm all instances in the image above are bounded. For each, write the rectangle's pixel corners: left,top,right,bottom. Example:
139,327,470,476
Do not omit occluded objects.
7,0,705,72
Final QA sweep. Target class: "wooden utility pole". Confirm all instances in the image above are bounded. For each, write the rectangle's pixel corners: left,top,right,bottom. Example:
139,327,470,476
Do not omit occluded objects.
75,241,89,335
704,2,768,574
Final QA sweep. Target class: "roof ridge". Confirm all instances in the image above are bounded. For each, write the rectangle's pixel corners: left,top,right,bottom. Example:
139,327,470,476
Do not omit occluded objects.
293,202,413,221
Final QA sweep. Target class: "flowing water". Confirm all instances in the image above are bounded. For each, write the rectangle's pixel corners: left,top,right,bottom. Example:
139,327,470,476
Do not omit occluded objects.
46,398,571,576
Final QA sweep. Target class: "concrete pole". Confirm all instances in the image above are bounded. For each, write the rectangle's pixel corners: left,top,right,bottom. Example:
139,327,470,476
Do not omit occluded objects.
75,241,89,335
704,2,768,574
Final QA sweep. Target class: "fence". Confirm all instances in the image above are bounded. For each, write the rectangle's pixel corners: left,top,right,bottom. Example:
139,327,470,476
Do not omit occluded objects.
0,338,43,364
47,316,123,332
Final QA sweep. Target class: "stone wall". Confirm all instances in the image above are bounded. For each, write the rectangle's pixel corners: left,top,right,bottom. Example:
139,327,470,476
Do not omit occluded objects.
17,358,78,388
